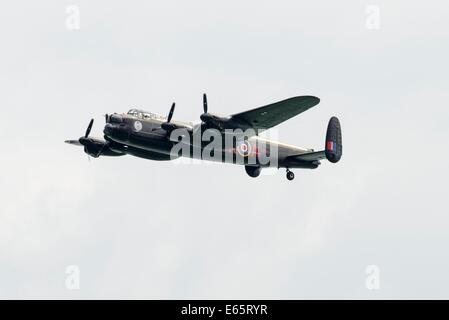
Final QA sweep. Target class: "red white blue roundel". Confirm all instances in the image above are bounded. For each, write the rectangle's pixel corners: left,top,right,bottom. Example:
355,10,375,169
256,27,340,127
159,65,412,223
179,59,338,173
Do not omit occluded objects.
236,141,252,157
326,140,336,152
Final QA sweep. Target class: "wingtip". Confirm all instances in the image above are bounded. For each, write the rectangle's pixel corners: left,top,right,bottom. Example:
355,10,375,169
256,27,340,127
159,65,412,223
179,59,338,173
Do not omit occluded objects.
304,95,320,106
306,95,320,103
290,95,320,102
288,95,320,106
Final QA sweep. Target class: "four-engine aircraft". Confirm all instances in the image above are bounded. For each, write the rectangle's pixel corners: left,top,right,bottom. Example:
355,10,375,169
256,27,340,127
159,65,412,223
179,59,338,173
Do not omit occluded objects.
65,94,342,180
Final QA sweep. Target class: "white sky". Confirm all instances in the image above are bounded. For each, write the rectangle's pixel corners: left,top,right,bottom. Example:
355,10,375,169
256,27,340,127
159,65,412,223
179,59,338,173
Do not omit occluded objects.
0,0,449,298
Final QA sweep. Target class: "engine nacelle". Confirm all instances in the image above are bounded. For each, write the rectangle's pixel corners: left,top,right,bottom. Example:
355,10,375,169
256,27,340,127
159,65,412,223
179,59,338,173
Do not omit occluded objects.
245,165,262,178
79,137,123,158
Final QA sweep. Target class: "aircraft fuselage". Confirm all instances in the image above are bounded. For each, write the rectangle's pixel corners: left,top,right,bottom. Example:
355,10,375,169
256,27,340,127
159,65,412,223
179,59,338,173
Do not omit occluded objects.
102,113,319,169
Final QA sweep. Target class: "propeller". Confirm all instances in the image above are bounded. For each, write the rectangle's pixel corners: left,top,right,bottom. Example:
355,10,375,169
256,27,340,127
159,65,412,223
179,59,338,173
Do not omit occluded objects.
199,93,230,130
167,103,175,122
65,118,109,159
64,119,94,146
200,93,209,121
161,103,177,134
200,93,215,125
65,139,82,146
85,119,94,138
203,93,208,113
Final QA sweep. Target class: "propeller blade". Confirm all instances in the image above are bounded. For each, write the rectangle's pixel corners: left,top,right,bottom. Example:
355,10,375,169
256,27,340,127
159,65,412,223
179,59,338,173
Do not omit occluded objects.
65,140,82,146
203,93,208,113
98,141,109,157
85,119,94,138
167,103,175,123
105,114,109,123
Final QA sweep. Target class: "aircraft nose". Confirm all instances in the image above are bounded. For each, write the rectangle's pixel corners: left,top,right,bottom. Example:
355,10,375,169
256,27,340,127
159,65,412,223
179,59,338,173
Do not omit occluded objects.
103,123,115,136
109,114,123,123
104,123,130,141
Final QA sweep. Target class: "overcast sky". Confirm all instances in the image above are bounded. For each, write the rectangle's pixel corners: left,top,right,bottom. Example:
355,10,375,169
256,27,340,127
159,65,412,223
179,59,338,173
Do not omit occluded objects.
1,0,449,299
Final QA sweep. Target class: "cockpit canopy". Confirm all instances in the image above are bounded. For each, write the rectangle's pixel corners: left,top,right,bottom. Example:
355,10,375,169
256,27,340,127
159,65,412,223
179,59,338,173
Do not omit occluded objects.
127,109,167,121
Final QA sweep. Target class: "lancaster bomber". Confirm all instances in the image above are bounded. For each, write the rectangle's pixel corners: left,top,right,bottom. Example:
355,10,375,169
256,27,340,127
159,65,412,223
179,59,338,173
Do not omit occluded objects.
65,94,342,180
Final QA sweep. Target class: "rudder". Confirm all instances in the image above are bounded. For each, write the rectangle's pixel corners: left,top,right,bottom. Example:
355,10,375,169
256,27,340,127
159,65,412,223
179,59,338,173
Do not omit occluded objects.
325,116,342,163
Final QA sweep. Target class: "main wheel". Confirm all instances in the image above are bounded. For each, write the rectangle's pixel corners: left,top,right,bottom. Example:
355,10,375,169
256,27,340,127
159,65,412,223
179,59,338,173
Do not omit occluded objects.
286,170,295,181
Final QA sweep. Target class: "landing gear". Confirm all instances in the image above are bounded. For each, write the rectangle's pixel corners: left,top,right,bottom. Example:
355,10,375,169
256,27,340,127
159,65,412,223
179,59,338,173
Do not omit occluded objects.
286,169,295,181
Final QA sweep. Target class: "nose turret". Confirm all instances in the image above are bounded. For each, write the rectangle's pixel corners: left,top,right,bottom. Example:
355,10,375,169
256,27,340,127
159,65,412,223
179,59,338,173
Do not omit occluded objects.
108,114,123,123
104,123,130,142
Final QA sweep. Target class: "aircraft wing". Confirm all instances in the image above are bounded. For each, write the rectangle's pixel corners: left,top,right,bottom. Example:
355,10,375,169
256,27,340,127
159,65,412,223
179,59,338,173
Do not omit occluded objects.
287,150,326,162
230,96,320,131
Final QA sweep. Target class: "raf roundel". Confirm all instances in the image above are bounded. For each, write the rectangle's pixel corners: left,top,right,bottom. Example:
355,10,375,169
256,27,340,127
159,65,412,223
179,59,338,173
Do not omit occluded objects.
237,141,251,157
134,121,143,132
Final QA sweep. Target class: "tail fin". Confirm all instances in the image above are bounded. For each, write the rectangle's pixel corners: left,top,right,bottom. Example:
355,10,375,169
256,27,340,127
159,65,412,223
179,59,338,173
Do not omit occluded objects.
325,116,342,163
